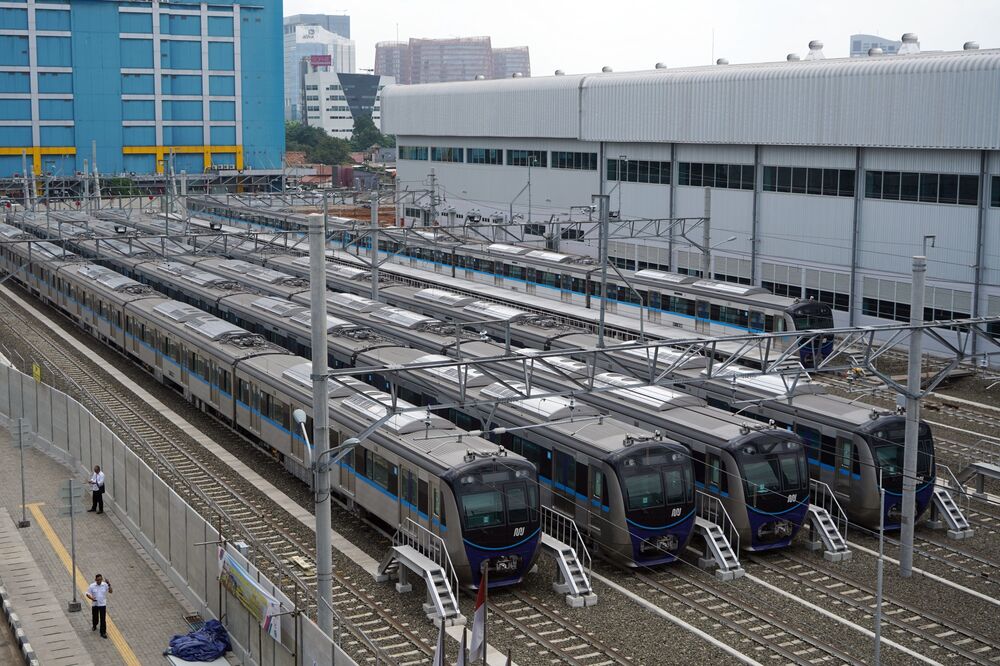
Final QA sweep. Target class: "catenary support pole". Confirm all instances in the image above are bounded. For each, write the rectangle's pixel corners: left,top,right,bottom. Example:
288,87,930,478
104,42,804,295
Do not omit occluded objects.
873,471,885,665
371,190,380,301
594,193,610,348
899,255,926,577
311,198,333,635
702,187,712,279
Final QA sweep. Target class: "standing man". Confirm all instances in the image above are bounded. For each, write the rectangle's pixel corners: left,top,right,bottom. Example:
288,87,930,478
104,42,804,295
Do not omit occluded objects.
86,574,112,638
88,465,104,514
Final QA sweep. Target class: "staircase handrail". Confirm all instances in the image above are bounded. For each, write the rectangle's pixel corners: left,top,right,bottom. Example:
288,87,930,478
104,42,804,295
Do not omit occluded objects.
809,479,848,541
934,463,967,509
396,519,459,601
540,505,590,574
696,490,739,554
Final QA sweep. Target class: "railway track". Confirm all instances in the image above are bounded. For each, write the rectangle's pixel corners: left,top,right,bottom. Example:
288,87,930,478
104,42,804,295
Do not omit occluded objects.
0,287,434,665
491,590,634,666
631,570,863,666
749,553,1000,665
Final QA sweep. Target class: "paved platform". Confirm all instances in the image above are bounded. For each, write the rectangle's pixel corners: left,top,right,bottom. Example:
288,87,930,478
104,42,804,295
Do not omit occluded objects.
0,427,196,665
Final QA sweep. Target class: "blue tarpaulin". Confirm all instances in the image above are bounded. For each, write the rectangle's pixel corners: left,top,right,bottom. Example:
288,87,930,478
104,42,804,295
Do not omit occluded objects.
165,619,231,662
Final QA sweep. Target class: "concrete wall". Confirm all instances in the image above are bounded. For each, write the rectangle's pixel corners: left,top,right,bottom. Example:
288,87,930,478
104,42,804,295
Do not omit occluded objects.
0,364,355,666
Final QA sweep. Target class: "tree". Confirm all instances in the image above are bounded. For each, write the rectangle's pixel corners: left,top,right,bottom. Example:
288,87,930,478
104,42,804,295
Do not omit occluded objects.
349,116,395,151
285,121,352,166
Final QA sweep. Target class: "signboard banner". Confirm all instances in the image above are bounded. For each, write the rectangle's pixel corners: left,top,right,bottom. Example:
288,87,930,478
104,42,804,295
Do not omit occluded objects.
217,547,282,640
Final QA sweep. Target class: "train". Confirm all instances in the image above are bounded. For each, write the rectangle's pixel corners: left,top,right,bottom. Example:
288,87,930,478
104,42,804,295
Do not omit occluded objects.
0,233,542,589
6,212,936,531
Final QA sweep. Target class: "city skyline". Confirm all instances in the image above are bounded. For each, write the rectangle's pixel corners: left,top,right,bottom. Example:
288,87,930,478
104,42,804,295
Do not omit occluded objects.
283,0,1000,75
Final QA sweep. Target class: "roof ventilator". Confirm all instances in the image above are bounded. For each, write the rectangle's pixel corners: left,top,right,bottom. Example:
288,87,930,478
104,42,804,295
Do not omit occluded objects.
805,40,824,60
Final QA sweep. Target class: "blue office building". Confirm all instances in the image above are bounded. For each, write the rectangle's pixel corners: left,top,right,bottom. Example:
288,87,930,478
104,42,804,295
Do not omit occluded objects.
0,0,283,178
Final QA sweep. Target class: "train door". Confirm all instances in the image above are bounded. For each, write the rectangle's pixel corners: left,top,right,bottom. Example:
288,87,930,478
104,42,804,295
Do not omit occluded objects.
339,445,356,499
835,436,853,500
706,454,723,495
250,386,261,432
749,310,765,332
553,449,577,516
209,364,221,404
696,299,710,333
398,465,414,526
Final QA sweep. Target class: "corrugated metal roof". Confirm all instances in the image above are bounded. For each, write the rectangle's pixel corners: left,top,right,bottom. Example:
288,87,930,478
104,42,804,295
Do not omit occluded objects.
383,49,1000,150
382,74,586,138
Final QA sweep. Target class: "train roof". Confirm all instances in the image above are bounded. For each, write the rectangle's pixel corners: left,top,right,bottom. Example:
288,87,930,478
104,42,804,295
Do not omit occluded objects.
70,263,155,296
128,297,282,360
222,293,363,334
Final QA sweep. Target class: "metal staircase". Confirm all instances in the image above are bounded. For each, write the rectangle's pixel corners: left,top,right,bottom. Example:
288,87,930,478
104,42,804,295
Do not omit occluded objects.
377,519,465,626
805,480,852,561
539,506,597,607
693,491,744,580
927,464,974,539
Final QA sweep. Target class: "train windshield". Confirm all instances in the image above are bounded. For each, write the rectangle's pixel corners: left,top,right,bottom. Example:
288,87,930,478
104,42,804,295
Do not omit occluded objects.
618,447,693,512
868,422,934,480
457,467,538,530
737,438,808,499
788,302,835,331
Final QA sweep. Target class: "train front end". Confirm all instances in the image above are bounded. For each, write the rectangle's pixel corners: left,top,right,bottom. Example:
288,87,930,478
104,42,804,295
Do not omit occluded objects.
447,457,541,590
859,417,935,529
733,432,811,550
612,442,696,566
785,300,835,367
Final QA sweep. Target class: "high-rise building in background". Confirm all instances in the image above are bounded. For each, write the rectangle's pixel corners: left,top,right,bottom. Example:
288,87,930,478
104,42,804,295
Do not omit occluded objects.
374,42,409,83
491,47,532,79
850,34,903,56
284,13,350,39
284,22,356,121
375,37,531,84
0,0,283,177
303,57,393,140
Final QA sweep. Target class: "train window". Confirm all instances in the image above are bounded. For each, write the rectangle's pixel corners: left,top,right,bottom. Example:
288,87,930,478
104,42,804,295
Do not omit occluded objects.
838,438,853,474
218,369,231,393
237,379,250,405
576,462,588,498
707,455,727,493
418,479,428,515
794,424,821,462
401,469,415,503
555,451,574,493
356,446,368,477
591,468,604,503
506,484,531,523
388,464,398,497
269,397,289,429
460,490,505,528
820,435,836,467
624,472,664,510
664,467,688,504
432,487,440,517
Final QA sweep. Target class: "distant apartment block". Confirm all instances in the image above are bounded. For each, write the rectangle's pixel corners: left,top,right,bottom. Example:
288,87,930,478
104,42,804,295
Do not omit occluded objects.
374,37,531,84
850,34,902,56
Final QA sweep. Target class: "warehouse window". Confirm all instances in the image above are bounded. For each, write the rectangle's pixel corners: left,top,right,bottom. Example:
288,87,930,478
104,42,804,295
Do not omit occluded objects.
551,151,597,170
398,145,428,160
506,149,546,167
805,268,851,313
467,148,502,165
862,278,971,325
430,146,463,162
992,176,1000,208
865,170,979,206
678,162,753,190
607,158,670,184
762,166,855,197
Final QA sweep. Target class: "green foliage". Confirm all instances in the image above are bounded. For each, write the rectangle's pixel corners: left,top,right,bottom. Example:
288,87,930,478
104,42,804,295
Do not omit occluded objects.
349,116,396,151
285,121,351,165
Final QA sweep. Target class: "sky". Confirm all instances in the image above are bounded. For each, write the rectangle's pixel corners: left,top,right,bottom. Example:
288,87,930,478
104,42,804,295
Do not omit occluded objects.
283,0,1000,75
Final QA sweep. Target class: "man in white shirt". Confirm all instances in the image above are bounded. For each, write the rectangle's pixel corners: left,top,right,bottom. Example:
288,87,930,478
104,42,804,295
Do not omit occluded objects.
87,465,105,514
85,573,112,638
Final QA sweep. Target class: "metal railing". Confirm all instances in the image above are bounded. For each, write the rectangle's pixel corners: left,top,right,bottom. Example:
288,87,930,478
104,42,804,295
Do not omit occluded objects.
394,518,459,599
696,490,740,554
935,463,968,510
809,479,848,541
540,505,591,575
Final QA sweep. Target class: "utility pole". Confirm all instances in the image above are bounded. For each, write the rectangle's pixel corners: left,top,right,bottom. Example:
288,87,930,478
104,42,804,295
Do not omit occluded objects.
82,160,90,213
371,190,380,301
92,140,102,210
594,193,610,348
311,193,334,635
21,151,30,210
428,170,437,227
702,187,712,279
899,254,925,577
873,470,885,665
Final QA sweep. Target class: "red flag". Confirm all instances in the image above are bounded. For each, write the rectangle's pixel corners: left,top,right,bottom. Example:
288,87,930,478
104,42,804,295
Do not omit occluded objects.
469,561,488,663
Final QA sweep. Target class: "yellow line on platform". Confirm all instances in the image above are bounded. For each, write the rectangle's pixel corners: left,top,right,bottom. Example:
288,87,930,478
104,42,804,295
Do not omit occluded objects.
26,503,141,666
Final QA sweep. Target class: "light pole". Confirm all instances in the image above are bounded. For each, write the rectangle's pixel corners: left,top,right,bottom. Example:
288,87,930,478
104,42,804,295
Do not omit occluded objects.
527,154,538,226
